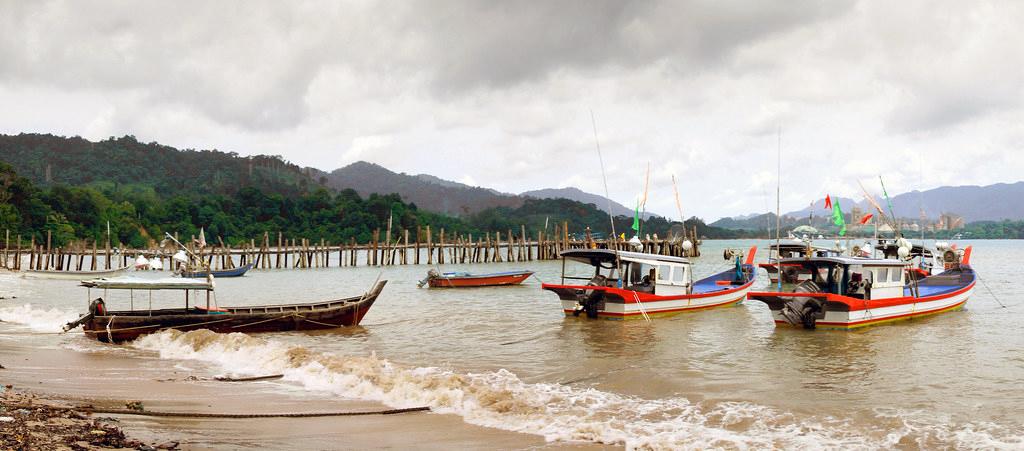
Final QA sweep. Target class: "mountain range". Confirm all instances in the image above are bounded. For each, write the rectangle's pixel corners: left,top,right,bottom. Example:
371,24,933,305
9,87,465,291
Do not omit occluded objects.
713,182,1024,230
313,161,648,218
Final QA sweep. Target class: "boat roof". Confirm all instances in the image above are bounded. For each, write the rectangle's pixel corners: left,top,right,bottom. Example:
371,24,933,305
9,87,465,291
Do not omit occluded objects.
80,277,214,290
875,242,933,256
559,249,689,266
777,256,907,267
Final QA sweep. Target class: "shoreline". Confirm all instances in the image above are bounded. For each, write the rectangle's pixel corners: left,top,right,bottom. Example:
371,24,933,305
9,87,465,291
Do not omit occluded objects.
0,341,607,450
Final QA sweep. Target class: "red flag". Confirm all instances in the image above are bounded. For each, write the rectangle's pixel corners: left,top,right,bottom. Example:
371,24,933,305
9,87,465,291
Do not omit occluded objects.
824,195,832,210
859,213,873,224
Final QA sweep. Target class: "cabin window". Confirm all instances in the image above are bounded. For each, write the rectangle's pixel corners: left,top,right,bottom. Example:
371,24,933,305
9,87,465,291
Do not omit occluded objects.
657,265,671,282
891,268,901,283
876,268,888,283
672,266,686,283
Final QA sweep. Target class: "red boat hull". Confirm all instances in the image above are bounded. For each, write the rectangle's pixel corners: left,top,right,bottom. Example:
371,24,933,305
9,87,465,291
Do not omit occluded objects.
428,272,533,288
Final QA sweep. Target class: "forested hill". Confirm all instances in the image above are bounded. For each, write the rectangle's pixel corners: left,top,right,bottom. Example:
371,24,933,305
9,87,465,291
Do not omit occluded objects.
314,161,523,216
0,133,320,197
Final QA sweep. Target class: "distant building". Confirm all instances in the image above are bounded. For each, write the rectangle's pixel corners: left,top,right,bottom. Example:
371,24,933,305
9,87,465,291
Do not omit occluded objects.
937,213,965,230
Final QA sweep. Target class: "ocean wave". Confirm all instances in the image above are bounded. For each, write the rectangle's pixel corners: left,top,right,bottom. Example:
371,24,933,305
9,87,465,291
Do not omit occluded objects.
131,330,1023,450
0,303,80,333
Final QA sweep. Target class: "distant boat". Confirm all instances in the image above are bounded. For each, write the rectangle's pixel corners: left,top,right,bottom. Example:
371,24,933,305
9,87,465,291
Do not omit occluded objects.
65,277,387,343
542,247,757,320
420,269,534,288
22,266,131,280
747,246,974,329
181,263,253,278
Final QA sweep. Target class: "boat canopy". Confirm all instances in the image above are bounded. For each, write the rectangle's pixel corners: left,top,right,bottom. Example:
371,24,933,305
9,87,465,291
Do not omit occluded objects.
875,242,933,258
80,277,213,291
776,256,906,267
559,249,689,267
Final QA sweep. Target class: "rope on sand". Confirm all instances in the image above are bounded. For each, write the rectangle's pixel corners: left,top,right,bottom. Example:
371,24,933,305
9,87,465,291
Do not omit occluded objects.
83,406,431,418
7,404,431,418
213,374,283,382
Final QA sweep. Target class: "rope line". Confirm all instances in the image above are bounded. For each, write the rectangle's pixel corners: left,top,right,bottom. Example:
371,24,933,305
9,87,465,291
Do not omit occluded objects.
975,272,1008,309
7,404,430,418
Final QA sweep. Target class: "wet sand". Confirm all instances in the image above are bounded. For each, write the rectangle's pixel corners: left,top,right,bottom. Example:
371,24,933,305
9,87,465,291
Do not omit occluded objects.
0,344,608,450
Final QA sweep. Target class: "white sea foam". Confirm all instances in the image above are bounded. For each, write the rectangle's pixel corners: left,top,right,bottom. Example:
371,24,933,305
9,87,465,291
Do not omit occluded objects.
0,303,80,333
131,330,1023,450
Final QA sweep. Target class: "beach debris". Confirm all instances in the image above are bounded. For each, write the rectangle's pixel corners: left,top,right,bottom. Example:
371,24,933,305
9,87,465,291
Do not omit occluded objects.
1,391,152,450
125,400,145,411
156,440,181,449
0,363,6,369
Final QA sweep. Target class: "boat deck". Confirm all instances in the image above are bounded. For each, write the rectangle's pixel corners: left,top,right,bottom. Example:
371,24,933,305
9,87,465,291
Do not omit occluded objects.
691,265,754,294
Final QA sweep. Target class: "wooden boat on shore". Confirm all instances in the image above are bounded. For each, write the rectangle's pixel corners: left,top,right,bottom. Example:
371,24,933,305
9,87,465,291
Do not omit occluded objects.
22,266,131,280
419,269,534,288
542,247,757,320
63,277,386,342
181,263,253,278
747,246,974,330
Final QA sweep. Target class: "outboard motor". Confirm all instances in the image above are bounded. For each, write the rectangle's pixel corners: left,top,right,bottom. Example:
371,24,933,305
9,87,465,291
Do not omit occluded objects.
574,275,607,318
63,298,105,332
417,269,440,287
779,280,826,329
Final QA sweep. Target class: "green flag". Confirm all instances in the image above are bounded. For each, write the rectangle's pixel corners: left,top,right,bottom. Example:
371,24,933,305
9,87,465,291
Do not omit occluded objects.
632,200,640,233
879,176,897,223
832,198,847,236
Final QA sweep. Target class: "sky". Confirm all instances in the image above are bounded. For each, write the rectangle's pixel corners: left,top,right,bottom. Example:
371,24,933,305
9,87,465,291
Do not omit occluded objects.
1,1,1022,221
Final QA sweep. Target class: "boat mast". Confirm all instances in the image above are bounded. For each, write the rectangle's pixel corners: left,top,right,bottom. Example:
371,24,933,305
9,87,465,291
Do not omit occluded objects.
591,111,650,321
775,127,782,291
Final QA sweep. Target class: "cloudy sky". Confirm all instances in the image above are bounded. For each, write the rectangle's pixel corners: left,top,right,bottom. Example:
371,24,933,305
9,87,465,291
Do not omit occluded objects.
2,1,1022,220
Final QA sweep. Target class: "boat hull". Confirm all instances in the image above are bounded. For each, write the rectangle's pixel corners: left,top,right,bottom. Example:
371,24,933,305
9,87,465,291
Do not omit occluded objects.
543,273,755,320
23,266,131,280
428,271,533,288
81,280,386,342
749,269,975,330
182,263,253,278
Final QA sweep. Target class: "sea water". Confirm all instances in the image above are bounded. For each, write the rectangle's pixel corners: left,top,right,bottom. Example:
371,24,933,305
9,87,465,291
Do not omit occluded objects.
1,239,1022,449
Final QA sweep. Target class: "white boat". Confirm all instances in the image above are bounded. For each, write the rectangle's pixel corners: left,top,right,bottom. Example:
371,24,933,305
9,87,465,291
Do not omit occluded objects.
22,266,132,280
748,246,974,329
542,247,758,319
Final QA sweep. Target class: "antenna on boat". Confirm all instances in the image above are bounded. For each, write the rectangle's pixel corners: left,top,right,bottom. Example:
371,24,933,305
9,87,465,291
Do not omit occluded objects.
775,126,782,291
590,110,618,244
590,110,650,321
671,175,692,254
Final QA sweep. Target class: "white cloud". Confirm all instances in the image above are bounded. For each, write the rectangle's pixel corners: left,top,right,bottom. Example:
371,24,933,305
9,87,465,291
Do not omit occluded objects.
1,0,1022,221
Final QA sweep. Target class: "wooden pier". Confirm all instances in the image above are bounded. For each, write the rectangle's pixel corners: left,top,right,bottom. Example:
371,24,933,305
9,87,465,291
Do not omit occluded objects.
0,224,700,273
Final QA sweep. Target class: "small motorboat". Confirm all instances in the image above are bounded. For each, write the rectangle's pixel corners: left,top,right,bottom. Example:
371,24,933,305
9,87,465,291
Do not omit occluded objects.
22,266,131,280
747,245,974,329
64,276,387,343
541,246,757,320
181,262,254,278
419,269,534,288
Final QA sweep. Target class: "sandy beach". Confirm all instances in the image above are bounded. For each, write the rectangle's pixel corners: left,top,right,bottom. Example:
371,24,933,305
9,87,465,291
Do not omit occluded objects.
0,343,606,450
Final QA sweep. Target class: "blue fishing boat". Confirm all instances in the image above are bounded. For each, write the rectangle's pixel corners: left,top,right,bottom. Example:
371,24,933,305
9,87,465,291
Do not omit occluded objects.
181,262,254,278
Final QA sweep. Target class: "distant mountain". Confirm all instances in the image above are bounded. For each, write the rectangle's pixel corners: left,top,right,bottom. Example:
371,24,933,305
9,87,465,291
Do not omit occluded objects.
317,161,647,218
520,187,659,218
783,196,861,218
714,182,1024,230
316,161,523,216
884,182,1024,222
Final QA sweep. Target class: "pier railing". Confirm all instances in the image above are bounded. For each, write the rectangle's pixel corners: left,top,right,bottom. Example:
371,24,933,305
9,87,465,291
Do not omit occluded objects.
0,225,700,272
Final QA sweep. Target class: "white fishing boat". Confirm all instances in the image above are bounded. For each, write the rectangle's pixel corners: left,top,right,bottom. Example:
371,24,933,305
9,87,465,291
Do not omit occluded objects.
22,266,132,280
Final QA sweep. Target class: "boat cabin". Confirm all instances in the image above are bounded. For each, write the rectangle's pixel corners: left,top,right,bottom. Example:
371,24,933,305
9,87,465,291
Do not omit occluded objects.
775,256,907,300
559,249,692,295
770,243,842,259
